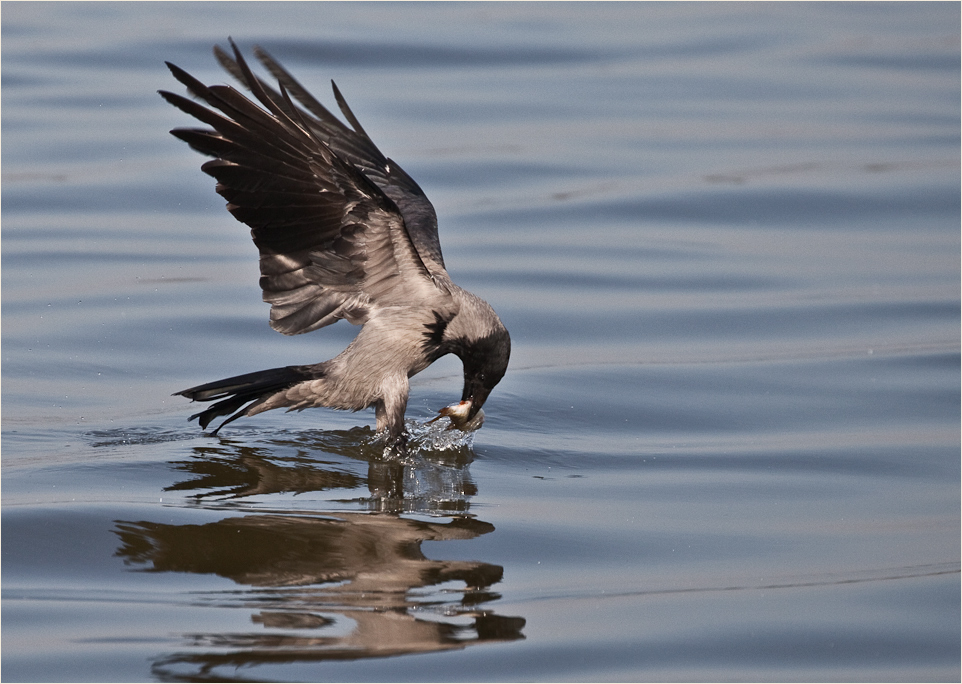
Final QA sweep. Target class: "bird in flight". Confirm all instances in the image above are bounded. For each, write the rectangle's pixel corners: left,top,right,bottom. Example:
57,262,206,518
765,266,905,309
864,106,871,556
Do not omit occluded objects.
161,40,510,444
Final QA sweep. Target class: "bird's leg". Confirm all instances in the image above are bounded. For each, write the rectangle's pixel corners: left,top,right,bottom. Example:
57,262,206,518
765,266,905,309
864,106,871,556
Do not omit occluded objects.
374,396,409,457
374,383,409,441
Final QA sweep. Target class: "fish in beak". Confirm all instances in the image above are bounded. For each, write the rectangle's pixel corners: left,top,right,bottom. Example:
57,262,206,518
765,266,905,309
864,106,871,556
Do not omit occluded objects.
429,400,485,432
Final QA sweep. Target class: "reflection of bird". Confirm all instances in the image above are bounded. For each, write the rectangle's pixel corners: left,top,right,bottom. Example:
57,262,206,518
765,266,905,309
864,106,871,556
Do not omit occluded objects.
162,41,510,441
117,512,525,676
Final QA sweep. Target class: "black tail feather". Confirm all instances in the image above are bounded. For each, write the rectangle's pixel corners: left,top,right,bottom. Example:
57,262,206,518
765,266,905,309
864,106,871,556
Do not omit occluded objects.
175,365,321,433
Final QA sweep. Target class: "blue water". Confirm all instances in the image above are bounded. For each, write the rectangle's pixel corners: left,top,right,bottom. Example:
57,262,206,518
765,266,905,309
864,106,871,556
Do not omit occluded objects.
3,3,960,681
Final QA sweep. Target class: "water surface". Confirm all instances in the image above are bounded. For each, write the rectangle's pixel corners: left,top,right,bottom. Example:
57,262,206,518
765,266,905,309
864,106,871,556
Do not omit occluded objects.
3,3,960,682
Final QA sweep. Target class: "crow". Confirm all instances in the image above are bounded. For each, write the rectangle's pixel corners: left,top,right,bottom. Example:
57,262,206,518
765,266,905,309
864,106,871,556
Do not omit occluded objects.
161,40,510,443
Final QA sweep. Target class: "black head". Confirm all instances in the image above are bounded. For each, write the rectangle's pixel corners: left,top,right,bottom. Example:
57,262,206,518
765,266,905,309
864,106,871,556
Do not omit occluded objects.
458,327,511,421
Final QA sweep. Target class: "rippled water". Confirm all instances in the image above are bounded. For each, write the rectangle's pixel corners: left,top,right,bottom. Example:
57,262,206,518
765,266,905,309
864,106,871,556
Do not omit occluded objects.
3,3,960,682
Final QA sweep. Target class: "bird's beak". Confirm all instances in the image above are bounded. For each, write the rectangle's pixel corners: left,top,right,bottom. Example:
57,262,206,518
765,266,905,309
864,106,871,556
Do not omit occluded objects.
466,396,484,420
463,383,492,417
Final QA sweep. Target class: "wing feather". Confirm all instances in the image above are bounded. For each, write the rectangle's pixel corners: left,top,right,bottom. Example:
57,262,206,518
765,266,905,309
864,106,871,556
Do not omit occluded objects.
213,43,448,273
163,40,449,336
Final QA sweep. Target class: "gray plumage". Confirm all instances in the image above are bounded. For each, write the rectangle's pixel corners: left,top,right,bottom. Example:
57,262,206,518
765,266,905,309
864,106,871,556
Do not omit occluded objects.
163,40,510,441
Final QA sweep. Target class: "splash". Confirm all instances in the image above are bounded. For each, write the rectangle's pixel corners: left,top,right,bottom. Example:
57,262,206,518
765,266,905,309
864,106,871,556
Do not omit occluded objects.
405,417,478,452
368,415,478,460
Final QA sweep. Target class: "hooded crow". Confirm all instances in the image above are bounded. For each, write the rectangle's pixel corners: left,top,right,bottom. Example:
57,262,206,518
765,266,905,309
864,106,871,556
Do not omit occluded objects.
162,41,510,442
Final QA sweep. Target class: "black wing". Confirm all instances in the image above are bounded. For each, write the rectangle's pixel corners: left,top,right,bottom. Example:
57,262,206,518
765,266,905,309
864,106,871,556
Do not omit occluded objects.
213,43,447,274
160,40,445,336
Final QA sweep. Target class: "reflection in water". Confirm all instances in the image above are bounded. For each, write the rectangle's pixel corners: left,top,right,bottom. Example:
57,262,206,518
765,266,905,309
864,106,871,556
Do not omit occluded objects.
166,426,478,514
116,513,502,590
113,430,524,679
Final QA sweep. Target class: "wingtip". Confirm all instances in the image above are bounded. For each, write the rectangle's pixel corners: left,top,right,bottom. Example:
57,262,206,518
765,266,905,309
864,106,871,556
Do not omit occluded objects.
212,43,230,64
213,37,245,73
228,36,246,68
164,60,209,99
164,61,188,84
330,80,369,138
252,44,272,64
165,61,186,77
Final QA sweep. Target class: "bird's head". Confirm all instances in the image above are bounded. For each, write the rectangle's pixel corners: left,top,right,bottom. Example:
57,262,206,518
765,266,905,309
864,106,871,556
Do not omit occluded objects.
433,308,510,432
459,324,511,418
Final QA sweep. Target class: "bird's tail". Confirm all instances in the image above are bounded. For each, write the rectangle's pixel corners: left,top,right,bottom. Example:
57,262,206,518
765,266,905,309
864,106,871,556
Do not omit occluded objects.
175,365,322,434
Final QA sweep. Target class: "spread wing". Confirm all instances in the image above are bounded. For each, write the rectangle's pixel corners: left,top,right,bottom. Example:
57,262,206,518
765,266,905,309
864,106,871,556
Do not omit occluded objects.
213,43,446,274
160,40,448,336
